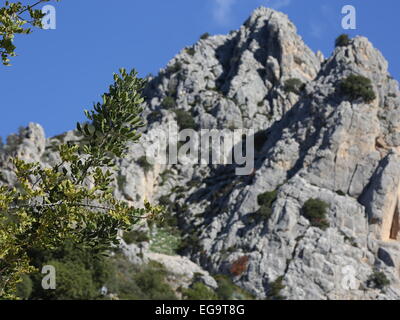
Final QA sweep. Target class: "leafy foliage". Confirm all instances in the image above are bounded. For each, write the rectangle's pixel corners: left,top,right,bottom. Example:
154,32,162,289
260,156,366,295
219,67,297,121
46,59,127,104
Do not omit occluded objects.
367,269,390,290
214,275,254,300
284,78,305,95
335,34,351,47
200,33,210,40
166,61,182,74
173,109,197,130
185,47,195,56
340,74,376,103
0,0,60,65
15,274,32,300
256,190,278,220
0,69,163,298
122,229,150,245
162,96,177,109
302,199,330,230
16,242,113,300
107,256,177,300
149,227,181,256
182,282,218,300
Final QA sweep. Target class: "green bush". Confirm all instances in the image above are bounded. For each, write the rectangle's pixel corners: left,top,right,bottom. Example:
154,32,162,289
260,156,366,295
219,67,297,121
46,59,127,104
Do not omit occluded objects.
15,275,33,300
200,33,210,40
162,96,177,109
302,199,330,230
368,270,390,290
133,261,177,300
256,190,278,220
150,227,182,256
137,156,153,172
122,230,150,245
340,74,376,103
174,109,197,130
43,260,99,300
167,61,182,73
335,34,351,47
182,282,218,300
107,256,177,300
177,233,201,254
185,47,195,56
27,242,114,300
214,275,254,300
266,276,286,300
284,78,305,95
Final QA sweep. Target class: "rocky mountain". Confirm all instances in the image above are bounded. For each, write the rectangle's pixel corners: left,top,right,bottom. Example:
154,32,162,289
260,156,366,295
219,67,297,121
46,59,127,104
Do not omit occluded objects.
2,7,400,300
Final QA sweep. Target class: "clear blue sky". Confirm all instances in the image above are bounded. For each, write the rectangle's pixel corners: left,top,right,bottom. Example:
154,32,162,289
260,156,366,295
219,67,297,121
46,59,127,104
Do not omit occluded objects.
1,0,399,140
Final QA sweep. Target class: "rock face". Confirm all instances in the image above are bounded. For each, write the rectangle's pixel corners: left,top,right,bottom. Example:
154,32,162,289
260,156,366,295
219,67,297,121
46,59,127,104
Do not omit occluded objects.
2,7,400,300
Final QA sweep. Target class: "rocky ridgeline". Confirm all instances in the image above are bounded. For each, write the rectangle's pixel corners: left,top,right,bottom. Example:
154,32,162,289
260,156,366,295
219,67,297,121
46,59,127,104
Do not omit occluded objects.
2,7,400,300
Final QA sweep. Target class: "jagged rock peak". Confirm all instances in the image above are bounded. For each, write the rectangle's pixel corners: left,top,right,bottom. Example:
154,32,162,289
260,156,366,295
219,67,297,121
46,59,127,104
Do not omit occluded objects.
244,6,296,31
145,6,321,132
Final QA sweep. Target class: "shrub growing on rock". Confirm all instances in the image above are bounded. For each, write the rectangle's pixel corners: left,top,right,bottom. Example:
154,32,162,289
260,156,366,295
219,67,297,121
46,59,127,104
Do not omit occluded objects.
200,33,210,40
284,78,305,95
256,190,278,220
162,96,177,109
167,61,182,73
367,269,390,290
107,256,177,300
302,198,330,230
185,47,196,56
266,276,286,300
340,74,376,103
335,34,351,47
182,282,218,300
122,230,150,244
174,109,197,130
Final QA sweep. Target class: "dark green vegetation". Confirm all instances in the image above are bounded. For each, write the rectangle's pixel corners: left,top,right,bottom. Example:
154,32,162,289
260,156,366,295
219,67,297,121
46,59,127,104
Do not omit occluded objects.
302,199,330,230
174,109,198,130
109,257,177,300
284,78,305,95
200,33,210,40
335,34,351,47
256,190,278,220
15,242,256,300
122,230,150,245
167,61,182,74
185,47,196,56
182,282,218,300
16,244,177,300
214,275,254,300
18,242,113,300
182,273,255,300
266,276,286,300
162,96,177,109
340,74,376,103
367,270,390,291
